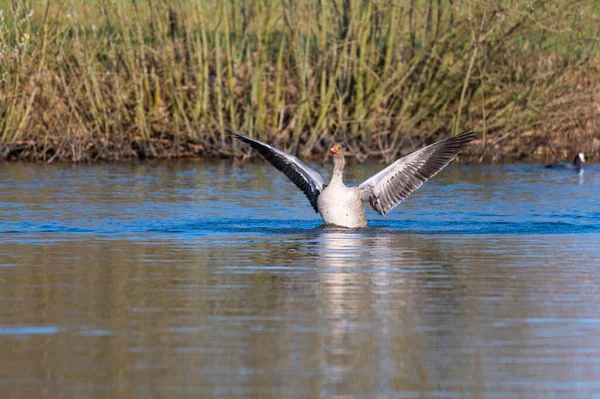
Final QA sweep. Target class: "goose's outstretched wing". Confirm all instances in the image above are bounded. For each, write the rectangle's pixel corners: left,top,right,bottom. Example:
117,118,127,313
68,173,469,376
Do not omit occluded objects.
358,130,475,216
228,130,325,213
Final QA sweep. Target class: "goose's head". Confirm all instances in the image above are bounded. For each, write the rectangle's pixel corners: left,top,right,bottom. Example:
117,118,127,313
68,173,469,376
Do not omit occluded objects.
577,153,586,164
330,144,346,172
331,144,345,157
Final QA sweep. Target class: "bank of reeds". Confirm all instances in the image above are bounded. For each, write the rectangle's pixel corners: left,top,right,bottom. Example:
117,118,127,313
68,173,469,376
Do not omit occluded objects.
0,0,598,162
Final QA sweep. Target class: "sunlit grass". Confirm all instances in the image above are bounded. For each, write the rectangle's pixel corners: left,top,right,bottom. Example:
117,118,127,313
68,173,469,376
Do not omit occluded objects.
0,0,598,161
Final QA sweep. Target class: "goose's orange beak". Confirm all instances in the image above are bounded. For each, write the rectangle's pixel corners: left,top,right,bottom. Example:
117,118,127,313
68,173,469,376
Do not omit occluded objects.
331,145,339,154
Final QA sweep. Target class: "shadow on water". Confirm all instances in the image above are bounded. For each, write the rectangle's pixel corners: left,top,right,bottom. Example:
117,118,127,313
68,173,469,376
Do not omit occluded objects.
1,161,600,398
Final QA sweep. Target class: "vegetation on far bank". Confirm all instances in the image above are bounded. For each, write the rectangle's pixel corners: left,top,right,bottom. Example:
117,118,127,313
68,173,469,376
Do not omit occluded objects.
0,0,599,163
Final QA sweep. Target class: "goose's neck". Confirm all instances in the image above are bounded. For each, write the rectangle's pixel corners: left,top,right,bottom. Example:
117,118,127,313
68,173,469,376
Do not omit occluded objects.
331,155,346,185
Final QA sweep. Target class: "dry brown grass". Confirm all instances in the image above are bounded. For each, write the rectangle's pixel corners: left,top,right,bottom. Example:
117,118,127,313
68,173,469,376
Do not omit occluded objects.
0,0,599,162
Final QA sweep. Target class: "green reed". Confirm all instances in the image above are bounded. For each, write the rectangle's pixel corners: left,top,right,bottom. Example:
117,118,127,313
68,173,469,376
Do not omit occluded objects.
0,0,598,161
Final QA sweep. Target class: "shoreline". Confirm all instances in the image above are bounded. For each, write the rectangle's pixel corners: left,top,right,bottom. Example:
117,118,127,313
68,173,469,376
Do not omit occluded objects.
1,127,597,164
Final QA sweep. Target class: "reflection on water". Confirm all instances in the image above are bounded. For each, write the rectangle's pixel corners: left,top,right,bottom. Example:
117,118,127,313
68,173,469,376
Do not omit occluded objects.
1,161,600,398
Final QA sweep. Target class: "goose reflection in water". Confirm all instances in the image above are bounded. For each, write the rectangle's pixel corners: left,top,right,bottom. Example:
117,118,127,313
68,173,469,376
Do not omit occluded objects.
312,230,480,393
315,231,420,391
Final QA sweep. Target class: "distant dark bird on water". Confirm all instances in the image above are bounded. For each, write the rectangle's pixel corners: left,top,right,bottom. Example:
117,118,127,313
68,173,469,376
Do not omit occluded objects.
545,153,585,170
228,129,475,228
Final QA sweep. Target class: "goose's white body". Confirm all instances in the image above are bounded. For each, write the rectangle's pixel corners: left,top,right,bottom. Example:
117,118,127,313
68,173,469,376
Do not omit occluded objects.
317,180,367,228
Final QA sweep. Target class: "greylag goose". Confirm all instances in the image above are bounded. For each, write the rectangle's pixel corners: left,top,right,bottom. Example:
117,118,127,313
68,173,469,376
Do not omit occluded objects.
229,129,475,228
545,153,585,170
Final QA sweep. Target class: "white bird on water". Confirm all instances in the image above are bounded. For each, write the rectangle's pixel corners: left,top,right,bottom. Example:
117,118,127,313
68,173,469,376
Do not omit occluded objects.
229,129,475,228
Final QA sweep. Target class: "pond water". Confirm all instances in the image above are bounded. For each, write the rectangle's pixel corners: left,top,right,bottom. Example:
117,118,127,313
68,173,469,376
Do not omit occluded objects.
1,160,599,398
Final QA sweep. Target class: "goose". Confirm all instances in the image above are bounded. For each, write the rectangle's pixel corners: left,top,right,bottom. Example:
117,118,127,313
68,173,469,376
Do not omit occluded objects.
228,129,475,228
545,153,585,170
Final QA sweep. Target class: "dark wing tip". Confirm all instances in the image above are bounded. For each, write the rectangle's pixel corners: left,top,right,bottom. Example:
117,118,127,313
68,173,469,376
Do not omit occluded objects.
432,129,476,157
451,129,477,146
225,128,247,141
227,129,268,151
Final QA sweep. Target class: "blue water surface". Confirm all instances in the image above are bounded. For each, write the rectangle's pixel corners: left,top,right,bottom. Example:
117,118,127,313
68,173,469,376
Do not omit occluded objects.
1,162,598,237
0,161,599,399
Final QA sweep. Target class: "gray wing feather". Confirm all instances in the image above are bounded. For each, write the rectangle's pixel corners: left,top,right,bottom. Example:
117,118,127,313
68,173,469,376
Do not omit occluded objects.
358,130,475,216
228,129,325,213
